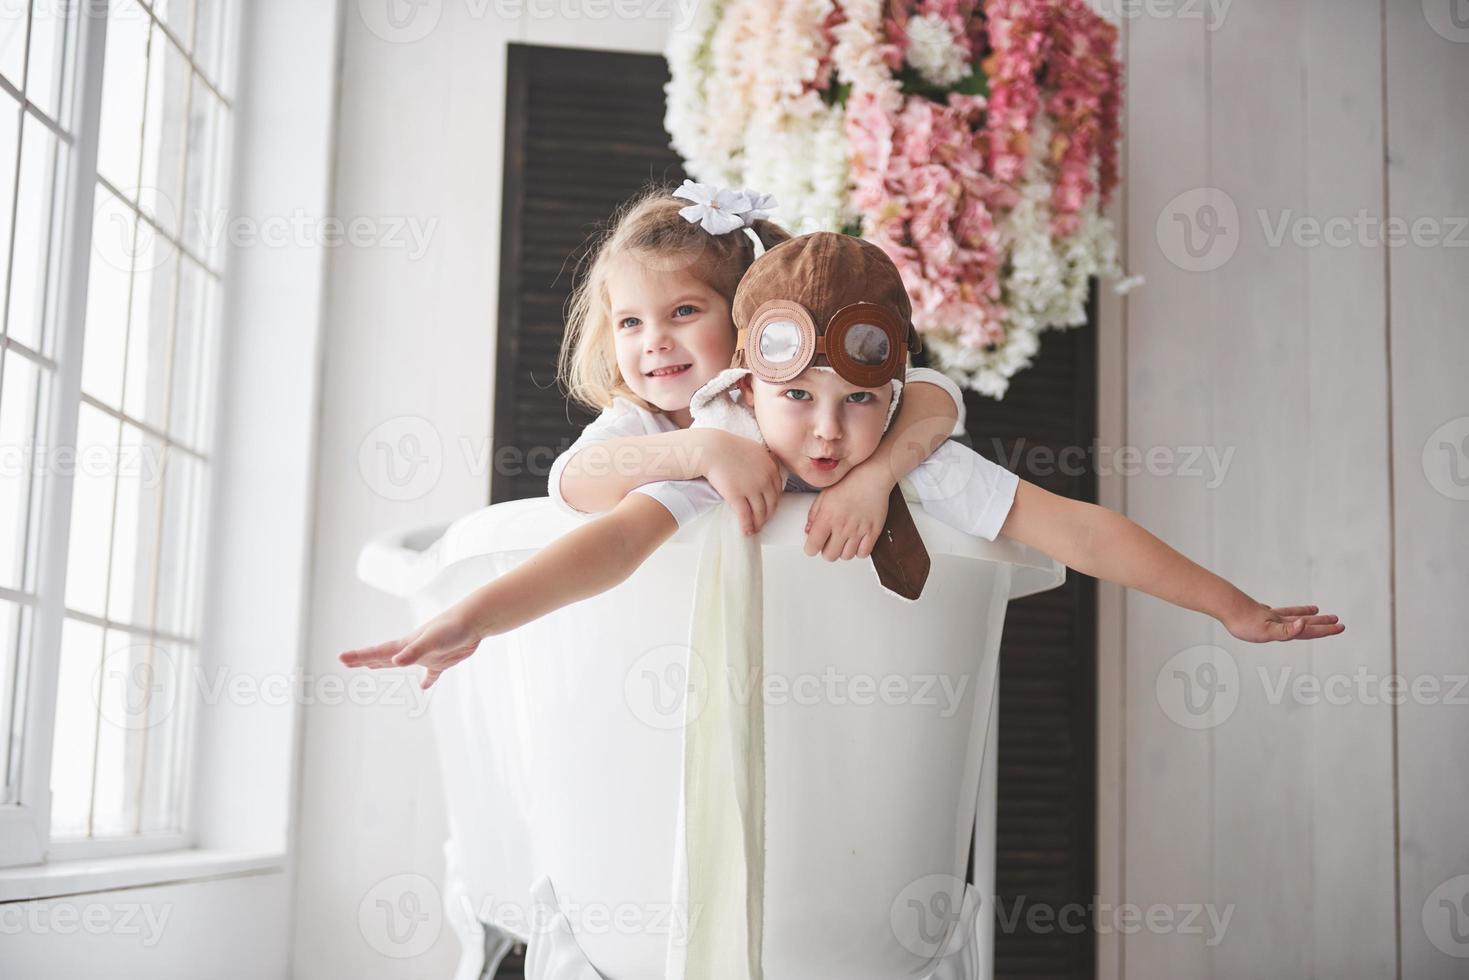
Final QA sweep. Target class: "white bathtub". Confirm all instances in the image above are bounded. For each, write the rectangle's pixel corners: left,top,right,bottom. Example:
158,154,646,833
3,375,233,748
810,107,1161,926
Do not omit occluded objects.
357,493,1064,980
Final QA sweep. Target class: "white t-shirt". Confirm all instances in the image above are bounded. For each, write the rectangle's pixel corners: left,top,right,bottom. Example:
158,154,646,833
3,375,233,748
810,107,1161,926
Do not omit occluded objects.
545,367,1015,537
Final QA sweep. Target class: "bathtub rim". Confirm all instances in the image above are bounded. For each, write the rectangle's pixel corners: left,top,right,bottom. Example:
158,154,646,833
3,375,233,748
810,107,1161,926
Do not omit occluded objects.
358,494,1064,603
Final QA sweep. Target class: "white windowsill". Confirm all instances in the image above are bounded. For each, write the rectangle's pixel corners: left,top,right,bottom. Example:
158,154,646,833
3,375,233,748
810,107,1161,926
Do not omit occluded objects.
0,848,286,903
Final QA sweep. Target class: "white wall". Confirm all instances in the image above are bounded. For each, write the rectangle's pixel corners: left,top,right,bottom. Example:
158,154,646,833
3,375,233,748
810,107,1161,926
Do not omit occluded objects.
1095,1,1468,978
291,4,677,978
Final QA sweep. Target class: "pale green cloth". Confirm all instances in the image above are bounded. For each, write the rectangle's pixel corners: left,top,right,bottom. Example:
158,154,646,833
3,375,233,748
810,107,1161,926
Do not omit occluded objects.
667,503,765,980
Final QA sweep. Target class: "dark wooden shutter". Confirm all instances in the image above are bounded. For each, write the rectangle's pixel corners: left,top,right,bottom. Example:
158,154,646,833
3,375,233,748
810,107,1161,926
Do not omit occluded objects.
490,43,688,506
939,286,1099,979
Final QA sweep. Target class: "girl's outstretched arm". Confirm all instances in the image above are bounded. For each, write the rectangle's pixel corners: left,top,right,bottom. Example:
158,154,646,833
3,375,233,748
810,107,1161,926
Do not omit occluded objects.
339,494,679,687
998,479,1345,643
804,379,960,560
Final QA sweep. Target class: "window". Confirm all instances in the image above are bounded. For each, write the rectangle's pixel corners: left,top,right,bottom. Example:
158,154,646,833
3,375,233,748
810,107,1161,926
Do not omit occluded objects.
0,0,237,867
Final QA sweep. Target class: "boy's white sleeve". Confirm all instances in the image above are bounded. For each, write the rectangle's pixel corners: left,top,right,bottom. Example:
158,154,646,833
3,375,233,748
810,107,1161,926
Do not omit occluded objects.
903,366,966,437
630,477,724,528
901,440,1019,541
546,405,654,516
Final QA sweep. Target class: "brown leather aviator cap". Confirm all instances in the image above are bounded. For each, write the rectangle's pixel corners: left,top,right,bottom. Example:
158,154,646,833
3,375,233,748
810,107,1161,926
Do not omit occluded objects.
733,232,924,386
732,232,933,601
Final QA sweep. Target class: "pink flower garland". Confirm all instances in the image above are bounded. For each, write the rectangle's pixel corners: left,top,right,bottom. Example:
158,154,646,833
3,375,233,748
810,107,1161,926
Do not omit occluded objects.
848,88,1007,347
693,0,1122,357
1043,0,1120,236
979,0,1050,203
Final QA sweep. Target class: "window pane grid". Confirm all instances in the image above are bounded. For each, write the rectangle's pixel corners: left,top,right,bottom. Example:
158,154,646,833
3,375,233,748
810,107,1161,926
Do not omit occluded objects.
0,0,76,808
52,624,197,838
79,388,210,464
0,1,30,94
1,342,54,590
1,596,35,803
0,340,46,799
98,171,222,279
7,107,70,359
139,0,232,110
43,0,231,846
26,0,80,128
0,1,80,140
0,0,233,853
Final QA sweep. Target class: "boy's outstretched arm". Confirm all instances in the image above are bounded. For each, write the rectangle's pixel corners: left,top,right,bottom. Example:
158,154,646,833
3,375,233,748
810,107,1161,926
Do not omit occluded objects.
805,379,959,560
997,480,1345,643
339,494,679,687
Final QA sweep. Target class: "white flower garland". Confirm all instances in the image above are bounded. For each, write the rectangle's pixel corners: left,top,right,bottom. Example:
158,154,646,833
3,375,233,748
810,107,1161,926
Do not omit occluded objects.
905,14,972,88
663,0,732,182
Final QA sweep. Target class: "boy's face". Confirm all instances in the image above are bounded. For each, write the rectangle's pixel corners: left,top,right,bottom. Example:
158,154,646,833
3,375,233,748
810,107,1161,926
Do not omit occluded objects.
743,368,892,489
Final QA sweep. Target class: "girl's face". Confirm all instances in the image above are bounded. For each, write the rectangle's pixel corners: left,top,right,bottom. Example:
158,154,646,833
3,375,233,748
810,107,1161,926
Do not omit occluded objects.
745,368,892,489
607,253,735,426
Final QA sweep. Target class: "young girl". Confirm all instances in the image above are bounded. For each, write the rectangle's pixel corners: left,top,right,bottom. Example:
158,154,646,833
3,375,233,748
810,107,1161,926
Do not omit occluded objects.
340,231,1345,689
546,180,971,557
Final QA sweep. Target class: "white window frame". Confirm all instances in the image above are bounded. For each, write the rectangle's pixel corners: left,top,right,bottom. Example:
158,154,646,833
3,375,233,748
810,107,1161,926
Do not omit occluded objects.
0,0,237,871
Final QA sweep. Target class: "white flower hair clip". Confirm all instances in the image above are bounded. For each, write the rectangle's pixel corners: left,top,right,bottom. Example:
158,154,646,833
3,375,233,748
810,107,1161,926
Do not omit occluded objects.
673,179,778,257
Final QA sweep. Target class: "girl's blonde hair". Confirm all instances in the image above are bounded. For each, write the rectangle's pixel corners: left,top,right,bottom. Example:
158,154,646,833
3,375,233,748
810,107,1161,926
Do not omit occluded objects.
557,182,792,414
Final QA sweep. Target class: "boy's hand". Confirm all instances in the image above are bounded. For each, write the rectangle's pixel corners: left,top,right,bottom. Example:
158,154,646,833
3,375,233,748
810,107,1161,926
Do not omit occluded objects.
338,608,484,689
803,464,893,561
702,430,785,536
1222,602,1344,643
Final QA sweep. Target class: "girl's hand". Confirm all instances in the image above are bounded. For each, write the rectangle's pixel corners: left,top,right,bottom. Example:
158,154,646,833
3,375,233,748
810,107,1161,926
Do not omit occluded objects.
702,431,786,536
803,464,893,561
1223,602,1344,644
338,608,484,689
